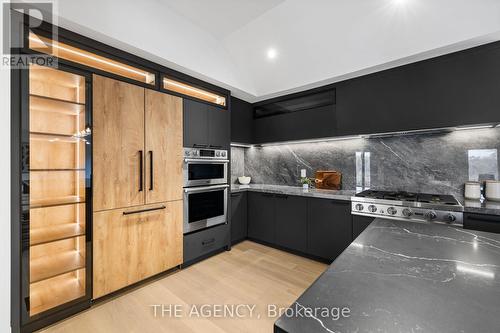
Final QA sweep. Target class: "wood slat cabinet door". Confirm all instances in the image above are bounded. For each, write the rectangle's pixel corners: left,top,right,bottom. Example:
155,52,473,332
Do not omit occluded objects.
93,201,183,299
145,90,183,204
93,75,145,211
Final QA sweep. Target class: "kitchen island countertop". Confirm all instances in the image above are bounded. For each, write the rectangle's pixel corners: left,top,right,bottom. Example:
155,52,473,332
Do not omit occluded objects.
274,218,500,333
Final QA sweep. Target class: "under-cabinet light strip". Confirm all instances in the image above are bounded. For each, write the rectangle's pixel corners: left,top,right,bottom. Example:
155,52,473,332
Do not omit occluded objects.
455,124,495,131
231,123,500,148
29,35,151,78
163,78,224,101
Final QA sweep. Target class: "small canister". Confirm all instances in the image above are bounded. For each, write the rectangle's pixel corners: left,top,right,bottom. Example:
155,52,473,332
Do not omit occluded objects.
464,182,481,200
485,180,500,202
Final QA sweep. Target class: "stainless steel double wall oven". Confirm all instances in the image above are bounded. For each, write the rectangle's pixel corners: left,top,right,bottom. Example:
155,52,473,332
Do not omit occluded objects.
183,147,229,233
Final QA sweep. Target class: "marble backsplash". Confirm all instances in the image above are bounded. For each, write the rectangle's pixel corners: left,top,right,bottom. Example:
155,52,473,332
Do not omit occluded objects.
231,128,500,200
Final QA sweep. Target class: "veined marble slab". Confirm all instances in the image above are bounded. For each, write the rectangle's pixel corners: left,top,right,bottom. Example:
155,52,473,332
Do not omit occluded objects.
275,218,500,333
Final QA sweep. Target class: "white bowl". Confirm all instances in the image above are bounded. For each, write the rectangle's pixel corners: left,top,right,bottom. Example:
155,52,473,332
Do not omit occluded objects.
238,176,251,185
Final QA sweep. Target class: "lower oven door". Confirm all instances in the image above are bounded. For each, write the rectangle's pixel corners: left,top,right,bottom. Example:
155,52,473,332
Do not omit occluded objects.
184,184,229,234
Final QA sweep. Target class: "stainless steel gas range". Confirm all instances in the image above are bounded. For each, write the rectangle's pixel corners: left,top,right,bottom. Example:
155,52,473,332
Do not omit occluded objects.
351,190,464,226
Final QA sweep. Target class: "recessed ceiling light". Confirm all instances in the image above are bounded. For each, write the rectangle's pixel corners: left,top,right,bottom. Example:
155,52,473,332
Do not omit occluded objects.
267,48,278,60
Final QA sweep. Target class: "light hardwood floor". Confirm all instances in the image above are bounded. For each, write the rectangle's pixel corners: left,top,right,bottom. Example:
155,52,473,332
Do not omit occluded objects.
41,241,327,333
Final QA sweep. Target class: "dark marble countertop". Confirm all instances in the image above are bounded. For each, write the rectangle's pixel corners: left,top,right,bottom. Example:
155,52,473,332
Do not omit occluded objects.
463,199,500,216
230,184,354,201
275,218,500,333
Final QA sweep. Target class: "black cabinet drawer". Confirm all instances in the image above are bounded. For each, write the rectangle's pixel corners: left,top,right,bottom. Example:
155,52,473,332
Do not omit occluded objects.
183,223,229,263
464,213,500,234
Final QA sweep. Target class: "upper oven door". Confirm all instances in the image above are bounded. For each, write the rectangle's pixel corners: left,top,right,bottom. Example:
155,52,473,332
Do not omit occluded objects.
184,159,228,187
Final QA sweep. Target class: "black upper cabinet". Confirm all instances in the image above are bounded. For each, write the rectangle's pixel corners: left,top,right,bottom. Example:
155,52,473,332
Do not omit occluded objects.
184,99,209,147
231,97,253,144
307,199,352,261
247,192,275,244
183,99,230,149
207,104,230,149
253,104,336,144
252,87,337,144
336,42,500,136
230,192,248,244
275,195,307,253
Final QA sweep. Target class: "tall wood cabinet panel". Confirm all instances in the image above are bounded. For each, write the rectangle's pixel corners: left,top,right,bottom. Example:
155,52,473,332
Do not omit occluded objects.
92,76,184,299
145,90,183,204
93,201,183,298
92,75,145,211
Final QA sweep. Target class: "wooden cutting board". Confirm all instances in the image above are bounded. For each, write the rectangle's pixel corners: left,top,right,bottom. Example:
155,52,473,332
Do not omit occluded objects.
315,171,342,190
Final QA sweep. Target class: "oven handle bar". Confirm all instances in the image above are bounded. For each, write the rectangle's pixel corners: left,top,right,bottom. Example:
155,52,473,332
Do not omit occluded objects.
184,158,229,163
184,184,229,193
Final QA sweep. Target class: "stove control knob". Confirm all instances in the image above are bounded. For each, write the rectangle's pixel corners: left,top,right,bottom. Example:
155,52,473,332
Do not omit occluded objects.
216,151,221,157
446,214,456,223
402,208,413,217
355,204,364,211
387,207,397,215
368,205,377,213
425,211,437,221
185,150,191,157
221,151,227,157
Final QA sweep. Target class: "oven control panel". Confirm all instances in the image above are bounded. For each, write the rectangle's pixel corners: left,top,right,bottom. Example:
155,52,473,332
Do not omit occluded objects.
184,147,228,159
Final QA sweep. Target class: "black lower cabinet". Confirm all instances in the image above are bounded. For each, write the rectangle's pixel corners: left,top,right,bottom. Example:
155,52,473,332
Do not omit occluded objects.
307,199,352,261
248,192,275,243
183,223,230,264
275,195,307,253
230,192,248,244
464,213,500,234
352,215,375,240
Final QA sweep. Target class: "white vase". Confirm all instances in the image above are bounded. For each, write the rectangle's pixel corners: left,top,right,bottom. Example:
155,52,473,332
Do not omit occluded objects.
302,184,309,190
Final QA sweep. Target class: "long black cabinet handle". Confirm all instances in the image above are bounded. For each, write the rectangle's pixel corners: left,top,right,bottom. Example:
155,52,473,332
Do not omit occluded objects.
149,151,153,191
138,150,143,192
202,238,215,246
123,205,166,215
231,193,241,197
193,144,208,148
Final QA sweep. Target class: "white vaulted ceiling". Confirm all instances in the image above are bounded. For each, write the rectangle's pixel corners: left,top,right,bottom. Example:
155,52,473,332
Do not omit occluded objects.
54,0,500,102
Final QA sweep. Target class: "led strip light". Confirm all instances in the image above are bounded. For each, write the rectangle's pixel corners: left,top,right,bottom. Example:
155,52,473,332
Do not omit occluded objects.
163,78,225,105
29,34,154,81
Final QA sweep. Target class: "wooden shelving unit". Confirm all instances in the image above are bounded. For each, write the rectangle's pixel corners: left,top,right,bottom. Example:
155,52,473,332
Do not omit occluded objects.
29,269,86,316
30,249,86,283
31,223,85,246
27,65,88,317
